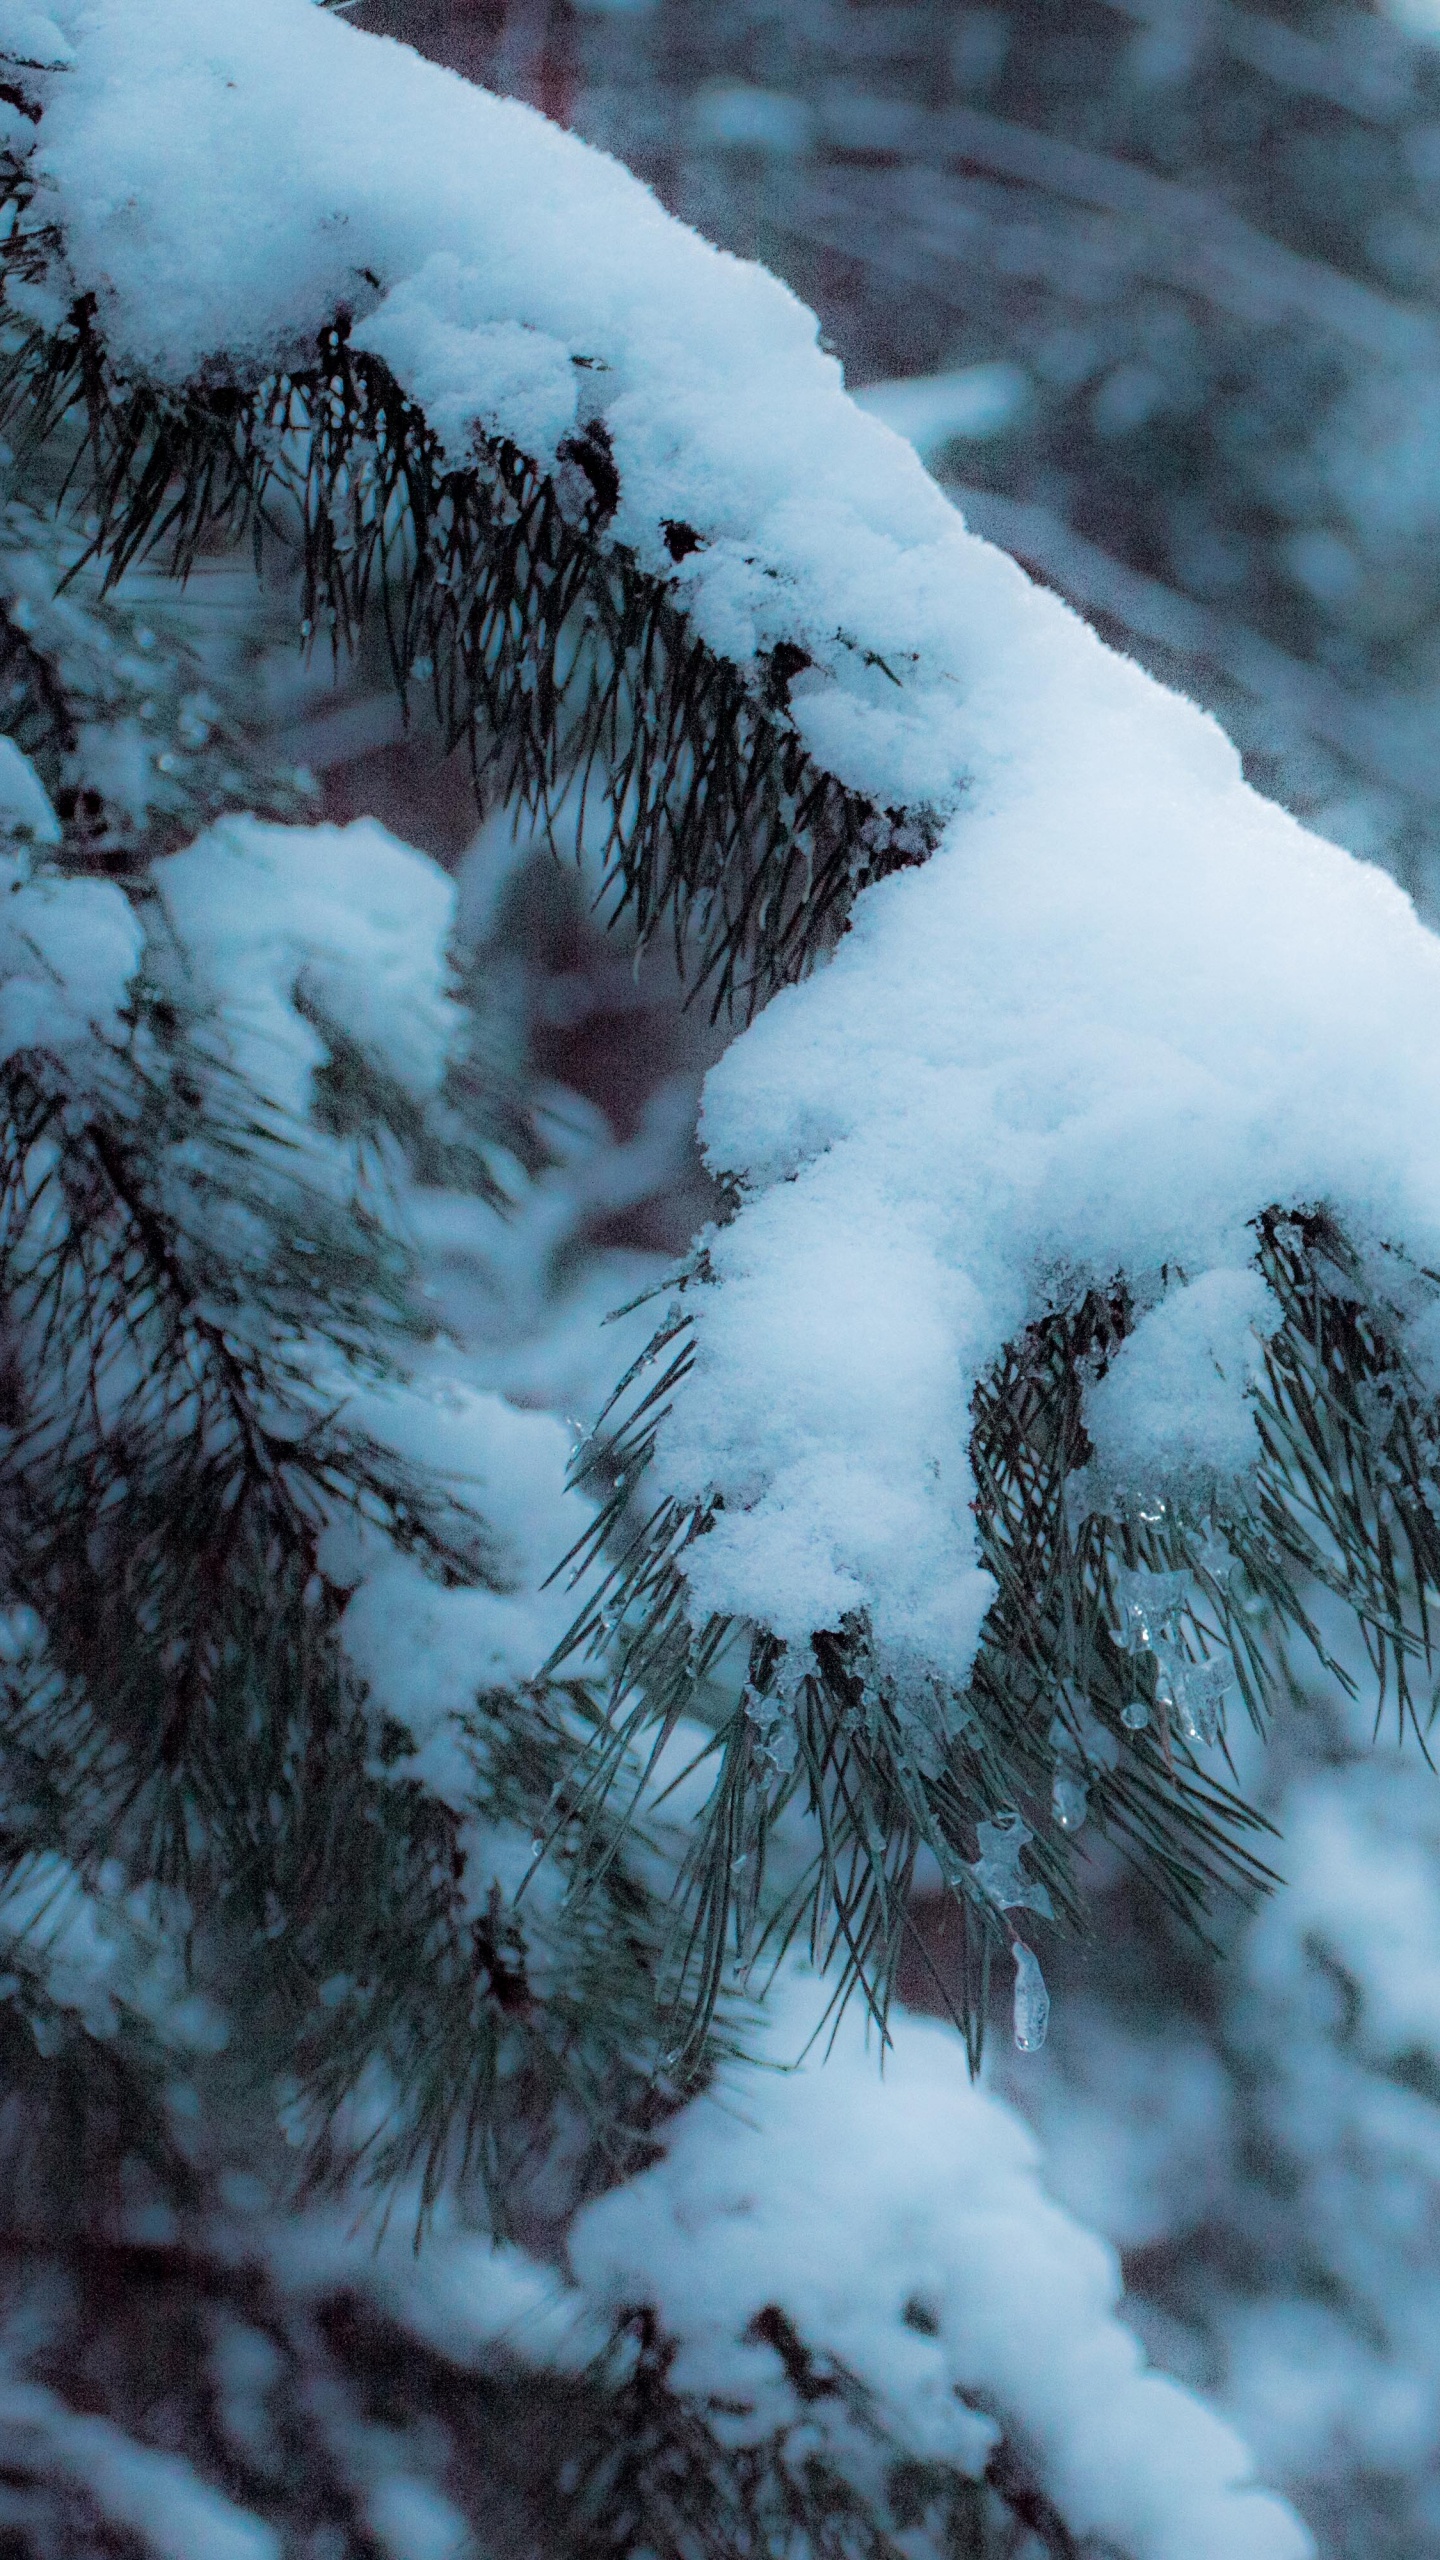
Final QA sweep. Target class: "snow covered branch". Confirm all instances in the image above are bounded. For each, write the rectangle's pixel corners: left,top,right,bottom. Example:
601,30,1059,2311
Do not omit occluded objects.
5,0,1440,2056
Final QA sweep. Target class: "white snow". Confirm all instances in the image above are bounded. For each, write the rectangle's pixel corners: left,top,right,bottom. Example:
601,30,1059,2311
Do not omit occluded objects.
366,2475,472,2560
263,1961,1312,2559
0,843,141,1065
0,736,59,843
0,5,71,67
273,2201,602,2375
0,2371,278,2560
657,729,1440,1683
0,21,1408,2544
154,815,463,1122
330,1380,598,1808
22,0,1440,1700
1084,1267,1283,1501
854,362,1032,454
0,740,138,1069
570,1967,1313,2560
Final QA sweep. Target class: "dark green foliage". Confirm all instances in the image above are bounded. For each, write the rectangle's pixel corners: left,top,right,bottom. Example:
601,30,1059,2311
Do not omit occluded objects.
0,989,690,2222
564,2304,1009,2560
0,33,1439,2549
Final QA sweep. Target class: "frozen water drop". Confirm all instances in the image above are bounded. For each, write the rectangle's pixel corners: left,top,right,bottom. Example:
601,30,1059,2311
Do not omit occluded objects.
1012,1942,1050,2052
1173,1651,1232,1747
1120,1698,1150,1731
972,1812,1053,1916
1051,1772,1088,1832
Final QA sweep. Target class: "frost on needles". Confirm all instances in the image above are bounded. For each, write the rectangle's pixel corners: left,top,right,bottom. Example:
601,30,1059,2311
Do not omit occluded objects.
0,0,1427,2547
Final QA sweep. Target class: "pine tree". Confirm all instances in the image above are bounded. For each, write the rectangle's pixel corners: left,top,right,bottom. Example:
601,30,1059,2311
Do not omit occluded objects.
0,1,1431,2554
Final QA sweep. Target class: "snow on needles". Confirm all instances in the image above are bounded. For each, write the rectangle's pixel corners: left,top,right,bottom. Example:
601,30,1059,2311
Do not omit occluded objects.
20,0,1440,1697
267,1967,1313,2560
570,1968,1313,2560
155,815,464,1126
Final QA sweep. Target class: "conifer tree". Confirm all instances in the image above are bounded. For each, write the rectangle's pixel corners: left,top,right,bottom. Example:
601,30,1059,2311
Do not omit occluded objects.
0,1,1428,2553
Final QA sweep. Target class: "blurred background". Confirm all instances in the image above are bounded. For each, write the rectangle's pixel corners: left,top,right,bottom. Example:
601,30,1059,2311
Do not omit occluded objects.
316,7,1440,2553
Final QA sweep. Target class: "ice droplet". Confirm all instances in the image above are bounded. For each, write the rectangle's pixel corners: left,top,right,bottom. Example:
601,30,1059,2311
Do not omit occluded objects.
1172,1650,1232,1747
1012,1942,1049,2052
1051,1771,1088,1832
1112,1564,1188,1654
971,1813,1053,1918
1120,1698,1150,1731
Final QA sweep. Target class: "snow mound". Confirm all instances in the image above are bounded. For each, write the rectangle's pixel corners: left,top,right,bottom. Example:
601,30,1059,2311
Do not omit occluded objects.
571,1969,1313,2560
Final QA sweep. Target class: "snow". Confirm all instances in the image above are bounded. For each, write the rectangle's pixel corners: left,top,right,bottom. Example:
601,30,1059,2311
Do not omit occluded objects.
570,1966,1313,2560
1233,1754,1440,2488
330,1381,598,1808
0,743,139,1068
273,2201,601,2375
366,2476,472,2560
658,731,1440,1684
262,1958,1313,2559
0,19,1407,2543
154,815,463,1122
21,0,1440,1699
0,737,59,844
0,2370,277,2560
854,362,1032,453
0,5,70,67
1084,1267,1283,1501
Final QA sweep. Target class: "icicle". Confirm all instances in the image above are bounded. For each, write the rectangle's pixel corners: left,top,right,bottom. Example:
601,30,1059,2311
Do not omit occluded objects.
1111,1563,1188,1653
1012,1942,1050,2051
1189,1525,1234,1587
1047,1697,1120,1831
1171,1650,1233,1747
890,1666,976,1774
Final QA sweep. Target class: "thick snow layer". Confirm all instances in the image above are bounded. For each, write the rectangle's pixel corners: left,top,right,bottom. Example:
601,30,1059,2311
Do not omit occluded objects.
570,1969,1312,2560
658,738,1440,1674
263,1965,1309,2560
24,0,1050,809
1084,1268,1284,1501
23,0,1440,1690
0,5,70,68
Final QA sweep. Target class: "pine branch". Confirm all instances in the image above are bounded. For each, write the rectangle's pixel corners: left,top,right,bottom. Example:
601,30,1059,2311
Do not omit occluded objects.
0,2234,1069,2560
0,153,933,1014
0,1003,697,2221
556,1207,1440,2061
0,488,310,869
